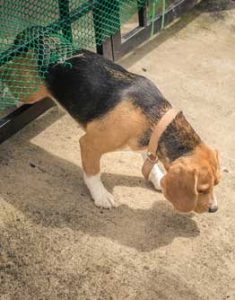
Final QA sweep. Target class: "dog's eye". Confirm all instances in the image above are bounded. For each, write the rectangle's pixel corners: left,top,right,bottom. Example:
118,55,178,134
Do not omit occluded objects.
198,189,209,195
197,183,210,195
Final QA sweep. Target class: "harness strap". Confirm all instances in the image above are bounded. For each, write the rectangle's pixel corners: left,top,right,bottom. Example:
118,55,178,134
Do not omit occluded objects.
142,108,179,180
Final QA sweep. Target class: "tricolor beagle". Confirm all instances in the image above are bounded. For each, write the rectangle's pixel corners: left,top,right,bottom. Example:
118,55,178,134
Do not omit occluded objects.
0,31,221,214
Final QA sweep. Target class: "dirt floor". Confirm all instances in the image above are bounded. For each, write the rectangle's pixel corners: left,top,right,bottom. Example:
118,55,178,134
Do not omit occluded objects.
0,2,235,300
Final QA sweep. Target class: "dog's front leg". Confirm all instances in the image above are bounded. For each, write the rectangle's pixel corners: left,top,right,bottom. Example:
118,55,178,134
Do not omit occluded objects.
148,164,164,191
80,135,116,208
141,153,164,191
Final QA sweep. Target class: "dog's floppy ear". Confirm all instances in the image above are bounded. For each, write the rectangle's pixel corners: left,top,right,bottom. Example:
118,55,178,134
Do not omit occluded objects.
161,163,198,212
214,149,221,185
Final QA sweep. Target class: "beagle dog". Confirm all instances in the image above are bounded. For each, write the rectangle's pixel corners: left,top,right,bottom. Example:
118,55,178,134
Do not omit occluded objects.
0,29,221,214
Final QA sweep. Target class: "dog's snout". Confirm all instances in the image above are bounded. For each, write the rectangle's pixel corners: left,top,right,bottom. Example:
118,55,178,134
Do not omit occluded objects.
208,205,218,213
208,192,218,213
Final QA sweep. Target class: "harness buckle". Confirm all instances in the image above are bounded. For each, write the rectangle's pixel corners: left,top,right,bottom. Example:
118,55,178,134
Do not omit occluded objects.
146,152,159,163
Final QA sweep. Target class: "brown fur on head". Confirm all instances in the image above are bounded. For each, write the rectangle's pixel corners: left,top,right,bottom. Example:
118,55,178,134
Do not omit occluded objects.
160,143,221,213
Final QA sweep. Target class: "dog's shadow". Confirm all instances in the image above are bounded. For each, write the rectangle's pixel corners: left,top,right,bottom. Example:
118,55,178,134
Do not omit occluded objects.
0,108,200,252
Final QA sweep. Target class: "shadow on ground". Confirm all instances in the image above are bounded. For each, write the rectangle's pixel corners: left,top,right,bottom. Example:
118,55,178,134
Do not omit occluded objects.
0,110,199,253
197,0,235,12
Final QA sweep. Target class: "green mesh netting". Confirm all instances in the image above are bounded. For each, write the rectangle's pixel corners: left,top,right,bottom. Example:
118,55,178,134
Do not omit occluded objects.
0,0,175,112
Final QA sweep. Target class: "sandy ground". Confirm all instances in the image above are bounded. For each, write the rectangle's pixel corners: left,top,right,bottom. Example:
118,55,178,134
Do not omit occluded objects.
0,3,235,300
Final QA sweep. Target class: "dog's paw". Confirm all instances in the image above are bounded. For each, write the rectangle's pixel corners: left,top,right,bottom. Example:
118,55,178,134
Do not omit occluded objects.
149,164,164,191
94,189,117,209
83,173,117,209
149,173,162,191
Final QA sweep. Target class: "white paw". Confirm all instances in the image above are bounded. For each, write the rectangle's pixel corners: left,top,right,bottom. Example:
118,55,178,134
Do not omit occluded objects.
94,189,117,209
149,164,164,191
83,173,117,209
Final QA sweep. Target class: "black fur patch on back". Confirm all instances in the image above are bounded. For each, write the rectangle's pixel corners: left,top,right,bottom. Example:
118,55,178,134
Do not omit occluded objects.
45,49,173,126
45,50,140,124
123,75,172,125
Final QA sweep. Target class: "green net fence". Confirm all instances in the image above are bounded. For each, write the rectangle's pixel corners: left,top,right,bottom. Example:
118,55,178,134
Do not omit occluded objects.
0,0,178,112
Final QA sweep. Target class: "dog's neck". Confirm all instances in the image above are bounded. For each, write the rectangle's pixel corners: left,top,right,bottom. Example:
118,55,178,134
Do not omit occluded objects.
157,112,201,167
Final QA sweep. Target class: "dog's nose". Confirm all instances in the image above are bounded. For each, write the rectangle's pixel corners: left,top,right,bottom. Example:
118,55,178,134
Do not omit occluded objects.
208,205,218,213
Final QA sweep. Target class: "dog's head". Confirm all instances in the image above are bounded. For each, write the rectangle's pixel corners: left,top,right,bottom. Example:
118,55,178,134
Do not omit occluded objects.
160,144,221,213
